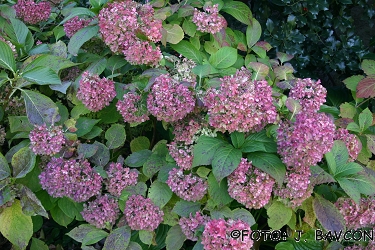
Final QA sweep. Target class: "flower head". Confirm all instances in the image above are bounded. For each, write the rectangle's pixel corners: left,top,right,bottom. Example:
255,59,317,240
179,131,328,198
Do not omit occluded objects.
81,195,120,229
124,195,164,231
14,0,51,24
289,78,326,112
63,16,92,38
105,162,138,197
167,142,194,170
77,71,116,112
193,4,227,34
116,92,150,123
334,128,362,161
179,211,210,241
29,124,65,156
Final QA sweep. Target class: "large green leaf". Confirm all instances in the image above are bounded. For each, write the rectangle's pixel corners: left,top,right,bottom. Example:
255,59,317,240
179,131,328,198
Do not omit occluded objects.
170,40,204,63
21,89,59,126
192,136,226,167
221,1,252,25
212,145,242,182
8,18,29,46
19,185,48,218
89,141,110,167
125,149,152,168
105,124,126,149
242,130,277,153
165,225,186,250
148,181,172,208
75,117,101,137
23,54,78,73
67,224,102,243
68,25,99,56
0,200,33,250
22,66,61,86
172,200,201,217
163,24,184,44
50,205,74,227
103,226,131,250
361,59,375,76
247,152,286,185
359,108,373,132
0,152,10,180
60,7,96,25
267,201,292,230
313,194,345,233
246,18,261,48
209,47,237,69
12,147,36,179
0,40,16,73
207,173,233,207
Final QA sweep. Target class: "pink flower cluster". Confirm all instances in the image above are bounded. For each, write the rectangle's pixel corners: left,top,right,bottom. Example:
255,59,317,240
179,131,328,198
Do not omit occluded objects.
201,219,253,250
77,71,116,112
289,78,327,112
166,168,207,202
13,0,51,24
147,74,195,122
334,128,362,161
29,124,65,156
167,142,194,170
335,197,375,229
124,195,164,231
172,112,203,145
116,92,150,123
98,0,162,66
179,211,210,241
204,68,276,133
105,162,138,197
277,111,335,170
81,195,120,229
274,166,313,207
39,157,103,202
227,158,275,209
63,16,92,38
192,4,227,34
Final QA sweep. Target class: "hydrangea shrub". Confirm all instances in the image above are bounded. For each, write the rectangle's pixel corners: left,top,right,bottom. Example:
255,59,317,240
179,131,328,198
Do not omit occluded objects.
0,0,374,249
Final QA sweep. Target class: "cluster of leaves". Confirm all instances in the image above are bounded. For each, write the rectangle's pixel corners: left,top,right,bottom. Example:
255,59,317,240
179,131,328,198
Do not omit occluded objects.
0,0,374,250
252,0,375,82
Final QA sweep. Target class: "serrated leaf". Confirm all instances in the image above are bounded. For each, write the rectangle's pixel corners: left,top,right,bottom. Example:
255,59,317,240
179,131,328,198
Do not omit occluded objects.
103,226,131,250
366,134,375,155
356,77,375,98
0,152,10,180
172,200,201,217
359,108,373,132
230,131,245,148
242,130,277,153
125,149,152,168
105,124,126,149
361,59,375,76
0,40,16,73
89,142,110,167
247,152,286,185
346,122,361,133
248,62,269,80
335,162,363,179
12,147,36,179
20,185,48,218
77,143,99,158
21,89,60,126
285,97,301,115
276,52,294,64
148,181,172,208
68,25,99,56
267,201,292,229
0,200,33,250
212,145,242,182
339,102,356,119
246,18,261,48
75,117,100,137
60,7,96,25
310,165,335,186
207,173,233,207
130,136,150,153
58,197,83,219
221,1,252,25
22,66,61,86
343,75,364,92
192,136,226,167
50,205,74,227
23,54,78,74
231,208,256,227
163,24,184,44
143,153,166,178
170,41,204,64
82,230,108,246
139,230,154,245
166,225,186,250
209,47,237,69
313,194,345,232
30,238,49,250
67,224,100,243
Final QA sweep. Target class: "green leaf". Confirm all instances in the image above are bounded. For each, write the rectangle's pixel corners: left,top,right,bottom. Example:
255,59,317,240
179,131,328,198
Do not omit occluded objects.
21,90,59,126
247,62,269,80
125,149,152,167
12,147,36,179
59,7,96,25
285,97,302,115
58,197,83,219
0,40,16,73
19,185,48,218
143,153,166,178
126,242,143,250
75,117,100,137
166,225,186,250
89,141,110,167
361,59,375,76
122,182,147,197
0,200,33,250
339,102,356,119
325,141,348,176
22,66,61,86
343,75,363,92
275,242,294,250
359,108,373,132
221,1,252,25
366,134,375,155
207,173,233,207
212,145,242,182
148,181,172,208
50,205,74,227
192,136,226,167
68,25,99,56
163,24,184,44
242,130,277,153
171,41,204,64
105,124,126,149
313,194,346,232
30,238,49,250
231,208,256,227
82,230,108,246
310,165,335,186
346,122,361,133
209,47,237,69
77,143,99,158
335,162,363,179
23,54,78,73
267,201,292,229
172,200,201,217
139,230,154,245
103,226,131,250
130,136,150,153
89,0,109,8
230,132,245,148
67,224,101,243
246,18,261,48
182,19,197,37
0,152,10,180
247,152,286,185
8,18,29,46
